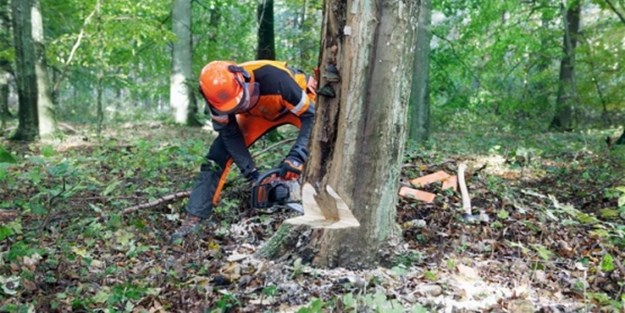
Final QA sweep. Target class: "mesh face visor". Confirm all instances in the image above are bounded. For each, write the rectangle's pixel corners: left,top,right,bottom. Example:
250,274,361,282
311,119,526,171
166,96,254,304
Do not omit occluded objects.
237,82,260,112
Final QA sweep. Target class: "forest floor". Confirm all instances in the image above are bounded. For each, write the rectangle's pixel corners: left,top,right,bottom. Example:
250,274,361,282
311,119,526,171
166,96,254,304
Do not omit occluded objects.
1,121,624,313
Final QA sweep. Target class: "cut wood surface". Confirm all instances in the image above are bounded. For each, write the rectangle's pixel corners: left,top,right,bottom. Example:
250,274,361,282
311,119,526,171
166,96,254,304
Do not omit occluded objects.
442,175,458,191
399,186,436,203
410,170,451,187
284,183,360,229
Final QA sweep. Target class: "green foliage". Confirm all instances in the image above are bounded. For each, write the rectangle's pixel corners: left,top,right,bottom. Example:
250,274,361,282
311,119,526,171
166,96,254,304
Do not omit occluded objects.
0,220,21,240
209,291,240,313
275,0,322,70
392,250,423,267
297,292,428,313
0,146,16,163
431,0,625,130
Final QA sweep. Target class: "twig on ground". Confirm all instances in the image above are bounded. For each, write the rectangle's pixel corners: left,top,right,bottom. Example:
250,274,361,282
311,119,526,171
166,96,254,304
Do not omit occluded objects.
121,191,191,215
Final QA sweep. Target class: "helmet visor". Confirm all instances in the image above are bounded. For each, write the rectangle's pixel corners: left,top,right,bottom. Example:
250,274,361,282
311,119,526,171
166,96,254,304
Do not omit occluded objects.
236,82,260,112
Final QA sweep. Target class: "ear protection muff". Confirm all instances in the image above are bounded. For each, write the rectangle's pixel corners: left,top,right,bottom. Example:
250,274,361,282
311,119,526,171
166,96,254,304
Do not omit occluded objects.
227,65,251,81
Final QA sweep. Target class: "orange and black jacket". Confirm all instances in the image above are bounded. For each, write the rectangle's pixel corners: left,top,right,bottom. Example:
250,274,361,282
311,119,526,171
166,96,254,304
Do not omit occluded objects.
207,60,316,178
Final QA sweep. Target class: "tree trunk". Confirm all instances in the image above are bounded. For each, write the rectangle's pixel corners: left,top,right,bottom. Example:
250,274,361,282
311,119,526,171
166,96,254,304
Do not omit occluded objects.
550,1,580,131
524,8,552,112
616,129,625,145
0,71,9,117
170,0,199,126
96,74,103,135
256,0,275,60
297,0,308,63
0,0,11,123
302,0,417,268
10,0,38,141
0,71,9,134
408,0,432,144
32,0,56,137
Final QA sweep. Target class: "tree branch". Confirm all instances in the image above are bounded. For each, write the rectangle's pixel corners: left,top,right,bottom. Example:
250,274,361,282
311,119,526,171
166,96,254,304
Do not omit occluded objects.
251,137,296,158
605,0,625,25
53,0,101,93
121,191,191,215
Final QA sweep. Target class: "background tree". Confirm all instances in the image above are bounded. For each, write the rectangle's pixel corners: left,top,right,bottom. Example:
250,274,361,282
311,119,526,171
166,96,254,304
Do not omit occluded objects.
44,0,173,128
170,0,199,126
0,0,12,130
10,0,39,141
275,0,322,70
601,0,625,144
408,0,433,144
31,0,56,137
257,0,275,60
550,0,581,131
0,0,14,112
302,0,417,268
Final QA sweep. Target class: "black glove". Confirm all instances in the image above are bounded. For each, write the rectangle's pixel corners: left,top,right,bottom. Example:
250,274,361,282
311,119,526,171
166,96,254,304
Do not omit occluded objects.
279,157,303,180
247,169,260,183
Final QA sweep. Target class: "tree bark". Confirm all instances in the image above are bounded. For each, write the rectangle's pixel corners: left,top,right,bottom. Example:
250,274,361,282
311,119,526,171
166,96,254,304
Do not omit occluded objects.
550,0,580,131
170,0,199,126
616,129,625,145
10,0,38,141
256,0,275,60
408,0,432,144
96,73,103,134
31,0,56,137
0,0,11,123
302,0,417,268
0,71,9,116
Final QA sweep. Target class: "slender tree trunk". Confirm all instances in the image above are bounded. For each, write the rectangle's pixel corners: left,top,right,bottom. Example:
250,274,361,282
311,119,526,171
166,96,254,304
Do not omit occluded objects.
550,0,580,131
297,0,308,63
0,0,11,124
0,69,9,117
408,0,432,144
616,130,625,145
604,0,625,142
583,37,610,126
32,0,56,137
302,0,417,268
525,9,552,111
256,0,275,60
10,0,38,141
207,6,220,42
170,0,199,126
0,71,9,133
96,74,103,134
256,0,280,140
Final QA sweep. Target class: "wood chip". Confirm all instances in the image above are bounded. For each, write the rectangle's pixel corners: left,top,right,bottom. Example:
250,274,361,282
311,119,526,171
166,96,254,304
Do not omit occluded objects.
410,170,451,187
442,175,458,191
399,186,436,203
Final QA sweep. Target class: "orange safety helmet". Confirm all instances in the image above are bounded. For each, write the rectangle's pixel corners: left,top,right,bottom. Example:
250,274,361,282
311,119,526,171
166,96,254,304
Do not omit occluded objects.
199,61,248,113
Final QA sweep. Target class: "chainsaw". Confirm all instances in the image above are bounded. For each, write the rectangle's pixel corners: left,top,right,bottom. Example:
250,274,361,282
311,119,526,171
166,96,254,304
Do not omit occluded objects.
250,168,303,213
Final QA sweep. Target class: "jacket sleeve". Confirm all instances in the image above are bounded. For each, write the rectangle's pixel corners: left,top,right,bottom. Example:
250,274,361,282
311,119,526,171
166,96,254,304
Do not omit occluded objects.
287,101,315,163
210,109,257,178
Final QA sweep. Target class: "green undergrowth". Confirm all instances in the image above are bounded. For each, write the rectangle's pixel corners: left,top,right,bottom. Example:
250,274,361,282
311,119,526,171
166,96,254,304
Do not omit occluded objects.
0,122,307,311
1,120,624,311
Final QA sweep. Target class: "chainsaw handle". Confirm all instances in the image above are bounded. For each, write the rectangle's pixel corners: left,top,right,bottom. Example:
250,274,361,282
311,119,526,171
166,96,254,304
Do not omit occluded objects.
253,168,282,186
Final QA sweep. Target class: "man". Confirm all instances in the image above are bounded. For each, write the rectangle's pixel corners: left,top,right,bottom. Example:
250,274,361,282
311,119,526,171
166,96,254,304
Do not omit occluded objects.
172,60,317,241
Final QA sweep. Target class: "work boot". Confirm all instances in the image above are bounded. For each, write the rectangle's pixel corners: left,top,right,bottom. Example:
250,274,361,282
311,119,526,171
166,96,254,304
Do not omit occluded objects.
171,215,203,243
